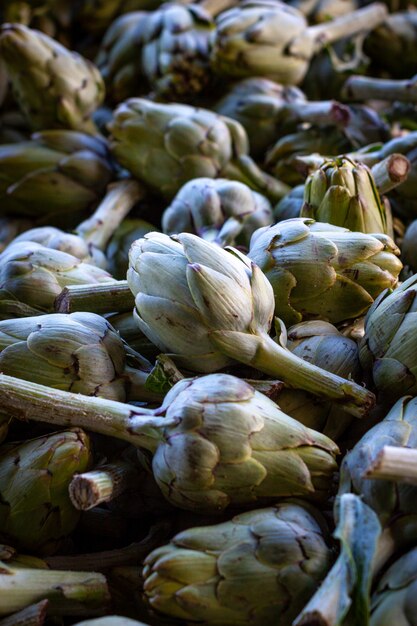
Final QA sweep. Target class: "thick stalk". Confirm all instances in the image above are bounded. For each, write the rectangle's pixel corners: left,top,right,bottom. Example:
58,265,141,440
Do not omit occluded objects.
54,281,134,314
75,181,145,251
343,74,417,103
364,446,417,484
124,366,165,404
69,462,139,510
45,523,171,572
223,157,290,203
287,100,351,128
296,3,388,56
0,601,48,626
371,154,410,194
0,563,109,617
210,329,375,417
0,374,168,451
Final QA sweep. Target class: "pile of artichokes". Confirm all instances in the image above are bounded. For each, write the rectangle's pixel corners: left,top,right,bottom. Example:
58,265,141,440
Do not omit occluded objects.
2,1,417,625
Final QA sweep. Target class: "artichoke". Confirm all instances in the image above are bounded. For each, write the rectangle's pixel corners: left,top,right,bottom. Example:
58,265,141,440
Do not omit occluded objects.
301,156,390,235
143,501,333,624
0,428,92,554
364,11,417,79
108,98,289,202
128,231,374,414
106,218,156,280
0,23,104,133
359,273,417,403
0,240,115,314
0,312,155,402
273,184,305,221
370,546,417,626
248,217,402,326
210,0,387,85
161,177,273,249
0,130,114,221
0,373,339,513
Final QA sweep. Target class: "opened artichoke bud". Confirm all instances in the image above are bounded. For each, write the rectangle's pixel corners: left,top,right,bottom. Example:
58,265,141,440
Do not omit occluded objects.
143,501,333,625
108,98,289,203
301,156,391,235
128,231,375,415
248,217,402,327
0,23,104,133
162,177,272,249
0,428,92,554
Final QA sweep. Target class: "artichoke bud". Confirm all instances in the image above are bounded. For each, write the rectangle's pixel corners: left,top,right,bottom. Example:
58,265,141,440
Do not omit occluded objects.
248,217,402,326
143,500,333,624
0,312,144,401
0,428,92,554
301,156,389,234
162,177,273,249
359,273,417,402
0,23,104,133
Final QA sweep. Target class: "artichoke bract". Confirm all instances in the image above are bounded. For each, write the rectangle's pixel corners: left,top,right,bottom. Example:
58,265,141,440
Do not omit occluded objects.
370,546,417,626
108,98,289,202
161,177,273,249
128,231,375,415
248,217,402,327
0,130,114,220
359,273,417,403
0,312,154,402
143,501,333,625
0,23,104,133
301,156,391,235
210,0,387,85
0,428,92,554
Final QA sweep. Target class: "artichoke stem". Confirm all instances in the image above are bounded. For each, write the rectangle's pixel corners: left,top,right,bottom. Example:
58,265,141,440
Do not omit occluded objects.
343,73,417,103
45,523,171,572
75,180,145,251
0,374,166,451
363,445,417,484
298,3,388,56
212,330,375,417
223,157,290,203
0,562,110,617
0,600,48,626
124,366,165,404
69,462,138,511
288,100,351,128
371,154,410,195
54,281,134,314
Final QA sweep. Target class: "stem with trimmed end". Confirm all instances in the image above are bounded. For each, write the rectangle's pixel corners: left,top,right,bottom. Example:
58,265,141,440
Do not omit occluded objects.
0,600,48,626
54,281,134,314
371,154,410,194
343,74,417,103
69,462,139,511
364,446,417,484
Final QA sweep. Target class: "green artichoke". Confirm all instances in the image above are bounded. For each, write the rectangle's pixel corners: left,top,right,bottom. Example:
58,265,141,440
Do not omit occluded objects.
128,231,375,414
214,77,350,159
401,219,417,273
0,217,33,252
0,312,155,402
370,546,417,626
0,130,114,221
210,0,387,85
108,98,289,202
143,501,333,624
161,177,272,249
0,240,115,314
359,273,417,403
273,184,305,221
248,217,402,326
301,156,390,235
0,428,92,554
364,11,417,79
0,23,104,133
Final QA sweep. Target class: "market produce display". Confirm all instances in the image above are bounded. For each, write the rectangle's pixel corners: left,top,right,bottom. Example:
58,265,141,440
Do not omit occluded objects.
3,1,417,624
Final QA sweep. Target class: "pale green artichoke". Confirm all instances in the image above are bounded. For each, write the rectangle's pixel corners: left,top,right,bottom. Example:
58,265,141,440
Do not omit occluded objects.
0,23,104,133
301,156,391,235
0,428,92,554
108,98,289,202
161,177,272,248
248,217,402,326
128,230,374,414
143,500,333,625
